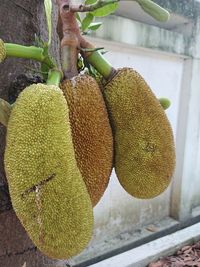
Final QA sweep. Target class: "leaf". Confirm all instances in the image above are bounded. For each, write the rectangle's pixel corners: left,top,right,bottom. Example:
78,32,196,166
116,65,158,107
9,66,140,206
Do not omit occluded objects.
85,0,97,5
40,43,52,81
92,2,119,17
88,21,102,30
0,99,12,127
44,0,52,45
80,47,104,52
81,13,94,31
135,0,170,22
76,12,82,23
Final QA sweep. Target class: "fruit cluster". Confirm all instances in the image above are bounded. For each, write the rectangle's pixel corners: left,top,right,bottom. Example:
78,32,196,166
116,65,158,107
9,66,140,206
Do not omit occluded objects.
0,17,175,260
0,0,176,262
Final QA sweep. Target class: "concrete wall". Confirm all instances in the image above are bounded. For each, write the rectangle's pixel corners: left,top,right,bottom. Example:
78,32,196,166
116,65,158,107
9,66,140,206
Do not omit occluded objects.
72,1,200,265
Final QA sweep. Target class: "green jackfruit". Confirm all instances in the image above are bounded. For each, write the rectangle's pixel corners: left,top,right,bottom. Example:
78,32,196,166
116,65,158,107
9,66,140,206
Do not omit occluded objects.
4,84,93,259
61,75,113,206
103,68,175,199
0,39,6,63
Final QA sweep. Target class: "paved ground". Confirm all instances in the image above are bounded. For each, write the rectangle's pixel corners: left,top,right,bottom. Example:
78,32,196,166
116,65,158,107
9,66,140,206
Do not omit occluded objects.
149,242,200,267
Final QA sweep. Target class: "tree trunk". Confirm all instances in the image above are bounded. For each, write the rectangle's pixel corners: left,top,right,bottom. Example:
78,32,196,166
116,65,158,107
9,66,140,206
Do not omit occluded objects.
0,1,69,266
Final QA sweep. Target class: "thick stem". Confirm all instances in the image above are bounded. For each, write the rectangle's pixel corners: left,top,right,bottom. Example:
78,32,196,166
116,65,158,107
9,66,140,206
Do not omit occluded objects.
136,0,170,22
57,0,81,79
87,51,115,80
5,44,44,61
5,44,55,68
46,69,62,86
61,45,78,78
57,0,116,80
80,36,116,80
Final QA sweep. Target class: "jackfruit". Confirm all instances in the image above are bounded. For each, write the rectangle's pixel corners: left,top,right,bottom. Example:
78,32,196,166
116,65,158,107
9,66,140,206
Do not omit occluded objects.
4,83,93,259
61,75,113,206
0,39,6,63
103,68,175,199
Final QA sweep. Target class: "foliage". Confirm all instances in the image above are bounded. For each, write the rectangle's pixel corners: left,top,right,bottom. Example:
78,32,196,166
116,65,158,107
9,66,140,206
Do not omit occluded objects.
44,0,52,45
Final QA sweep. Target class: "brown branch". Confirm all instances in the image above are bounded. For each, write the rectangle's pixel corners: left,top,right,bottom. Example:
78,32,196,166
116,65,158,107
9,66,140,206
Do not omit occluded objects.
57,0,81,78
56,0,116,79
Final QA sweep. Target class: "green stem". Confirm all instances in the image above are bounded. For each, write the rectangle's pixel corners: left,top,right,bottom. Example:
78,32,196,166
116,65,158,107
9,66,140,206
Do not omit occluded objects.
5,43,55,68
70,0,169,22
46,69,62,86
135,0,170,22
87,51,171,110
5,44,44,60
87,51,115,80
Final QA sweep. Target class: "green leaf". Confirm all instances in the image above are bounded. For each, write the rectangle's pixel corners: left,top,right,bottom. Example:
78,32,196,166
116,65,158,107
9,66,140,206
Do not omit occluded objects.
40,43,51,81
0,99,12,127
92,2,119,17
85,0,97,5
80,47,104,52
88,22,102,30
76,12,82,23
44,0,52,45
81,13,94,31
135,0,170,22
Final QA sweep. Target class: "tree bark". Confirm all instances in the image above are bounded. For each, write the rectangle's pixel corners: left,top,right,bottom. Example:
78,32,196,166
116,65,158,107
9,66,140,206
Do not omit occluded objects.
0,1,69,266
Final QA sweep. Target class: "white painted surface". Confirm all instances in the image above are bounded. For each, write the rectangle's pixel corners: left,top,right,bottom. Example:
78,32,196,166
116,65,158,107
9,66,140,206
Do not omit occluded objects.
171,59,200,220
90,222,200,267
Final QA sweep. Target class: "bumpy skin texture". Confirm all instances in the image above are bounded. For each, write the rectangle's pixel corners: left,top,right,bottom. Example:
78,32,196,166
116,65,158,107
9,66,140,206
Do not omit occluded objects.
0,39,6,63
104,68,175,199
4,84,93,259
61,75,113,206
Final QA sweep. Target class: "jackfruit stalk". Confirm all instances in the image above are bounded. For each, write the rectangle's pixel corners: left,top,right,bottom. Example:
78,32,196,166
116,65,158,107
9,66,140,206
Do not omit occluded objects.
4,83,93,259
61,75,113,206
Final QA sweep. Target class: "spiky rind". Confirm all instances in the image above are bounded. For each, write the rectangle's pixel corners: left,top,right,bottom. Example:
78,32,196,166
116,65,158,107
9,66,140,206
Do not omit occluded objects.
0,39,6,63
61,75,113,206
5,84,93,259
104,68,175,199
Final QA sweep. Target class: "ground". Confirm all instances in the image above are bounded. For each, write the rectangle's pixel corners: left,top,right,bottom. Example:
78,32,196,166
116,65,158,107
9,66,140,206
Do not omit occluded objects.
149,242,200,267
